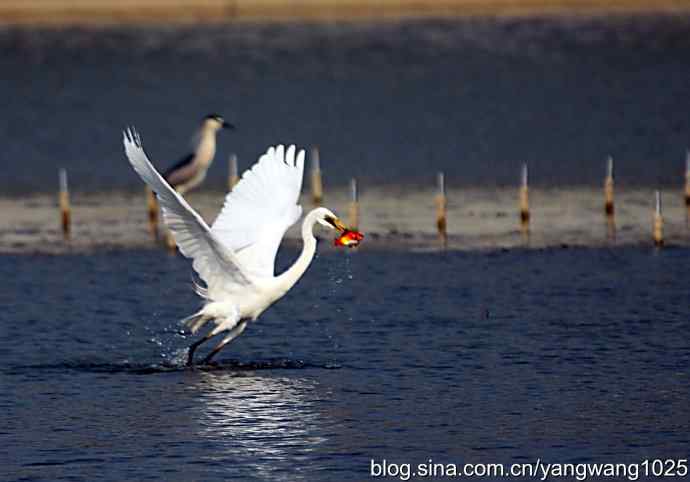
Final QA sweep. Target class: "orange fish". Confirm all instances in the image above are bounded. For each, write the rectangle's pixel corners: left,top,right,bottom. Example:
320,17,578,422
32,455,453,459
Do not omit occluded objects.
334,229,364,248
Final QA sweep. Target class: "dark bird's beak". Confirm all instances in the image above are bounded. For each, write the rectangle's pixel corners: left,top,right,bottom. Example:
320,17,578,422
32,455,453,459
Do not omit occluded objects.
222,121,235,130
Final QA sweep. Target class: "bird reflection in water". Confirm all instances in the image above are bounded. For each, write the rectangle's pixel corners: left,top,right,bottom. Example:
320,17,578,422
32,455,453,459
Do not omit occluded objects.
191,372,328,477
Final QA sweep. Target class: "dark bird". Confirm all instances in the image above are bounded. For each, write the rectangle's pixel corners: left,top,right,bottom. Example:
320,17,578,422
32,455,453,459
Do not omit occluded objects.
163,114,234,194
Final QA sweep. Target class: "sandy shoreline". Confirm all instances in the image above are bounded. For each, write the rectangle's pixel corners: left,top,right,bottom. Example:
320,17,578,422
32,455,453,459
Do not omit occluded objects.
2,187,689,254
1,0,690,25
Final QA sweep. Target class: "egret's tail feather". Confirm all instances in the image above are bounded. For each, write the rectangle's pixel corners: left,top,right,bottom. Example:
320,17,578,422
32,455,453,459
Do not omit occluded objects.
191,276,210,300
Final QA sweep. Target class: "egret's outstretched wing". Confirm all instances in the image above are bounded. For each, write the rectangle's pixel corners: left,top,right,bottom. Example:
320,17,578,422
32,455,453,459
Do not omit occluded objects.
123,128,253,297
211,145,304,278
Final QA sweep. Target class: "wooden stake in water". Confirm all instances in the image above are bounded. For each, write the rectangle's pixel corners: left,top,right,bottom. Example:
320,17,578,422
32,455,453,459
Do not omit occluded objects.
348,178,360,231
685,150,690,224
653,190,664,247
145,187,158,241
435,172,447,246
165,186,184,253
228,154,240,191
58,168,71,240
310,146,323,206
519,163,530,237
604,156,616,241
604,156,615,216
165,229,177,253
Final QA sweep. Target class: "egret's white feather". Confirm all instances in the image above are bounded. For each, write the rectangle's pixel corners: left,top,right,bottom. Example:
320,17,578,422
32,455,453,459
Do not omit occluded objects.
123,128,253,299
211,144,305,278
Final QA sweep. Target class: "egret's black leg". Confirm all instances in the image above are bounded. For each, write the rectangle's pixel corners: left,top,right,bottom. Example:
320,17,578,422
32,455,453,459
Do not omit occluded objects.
201,321,247,365
187,333,215,367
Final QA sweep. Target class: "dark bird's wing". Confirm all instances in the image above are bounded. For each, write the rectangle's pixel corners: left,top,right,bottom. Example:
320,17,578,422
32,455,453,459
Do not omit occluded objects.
163,153,196,188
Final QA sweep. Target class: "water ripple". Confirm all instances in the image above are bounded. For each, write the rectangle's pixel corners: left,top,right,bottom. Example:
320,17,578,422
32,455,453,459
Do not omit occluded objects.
4,359,343,376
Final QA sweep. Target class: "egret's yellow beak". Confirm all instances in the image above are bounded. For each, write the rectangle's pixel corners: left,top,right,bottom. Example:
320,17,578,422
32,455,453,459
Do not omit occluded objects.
333,218,347,232
324,215,347,232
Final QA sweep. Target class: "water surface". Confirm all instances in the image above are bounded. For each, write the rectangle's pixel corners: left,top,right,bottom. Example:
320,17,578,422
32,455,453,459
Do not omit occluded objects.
2,247,689,480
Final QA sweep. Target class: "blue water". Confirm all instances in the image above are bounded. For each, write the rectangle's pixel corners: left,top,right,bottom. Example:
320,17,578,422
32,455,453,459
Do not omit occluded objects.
1,15,690,195
2,246,689,480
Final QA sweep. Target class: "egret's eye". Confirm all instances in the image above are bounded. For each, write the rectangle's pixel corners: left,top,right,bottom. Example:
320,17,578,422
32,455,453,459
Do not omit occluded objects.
324,215,337,227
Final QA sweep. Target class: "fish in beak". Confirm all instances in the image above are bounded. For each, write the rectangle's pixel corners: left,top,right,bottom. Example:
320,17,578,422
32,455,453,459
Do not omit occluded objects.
334,228,364,248
324,215,363,247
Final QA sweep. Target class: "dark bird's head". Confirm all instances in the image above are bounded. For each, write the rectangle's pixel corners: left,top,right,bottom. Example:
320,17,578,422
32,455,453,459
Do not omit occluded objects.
203,114,234,131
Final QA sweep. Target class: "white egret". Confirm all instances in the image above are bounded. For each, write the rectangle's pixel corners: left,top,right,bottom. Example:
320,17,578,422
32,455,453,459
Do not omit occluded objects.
123,128,360,366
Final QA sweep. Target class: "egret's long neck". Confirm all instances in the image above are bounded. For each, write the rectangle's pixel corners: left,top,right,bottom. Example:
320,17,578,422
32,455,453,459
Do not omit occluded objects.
276,210,319,293
195,126,217,166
